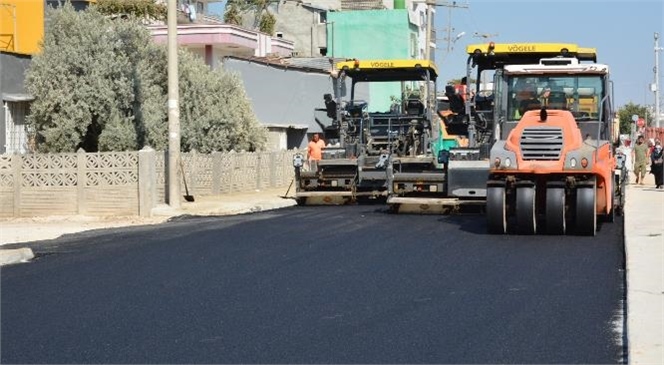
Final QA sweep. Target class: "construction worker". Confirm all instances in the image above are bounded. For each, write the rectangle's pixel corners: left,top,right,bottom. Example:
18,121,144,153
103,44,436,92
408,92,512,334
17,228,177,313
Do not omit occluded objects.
517,84,541,117
455,76,474,102
307,133,325,170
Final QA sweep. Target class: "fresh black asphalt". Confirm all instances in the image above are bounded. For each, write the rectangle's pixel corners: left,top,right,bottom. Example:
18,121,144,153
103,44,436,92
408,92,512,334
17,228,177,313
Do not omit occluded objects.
1,205,625,364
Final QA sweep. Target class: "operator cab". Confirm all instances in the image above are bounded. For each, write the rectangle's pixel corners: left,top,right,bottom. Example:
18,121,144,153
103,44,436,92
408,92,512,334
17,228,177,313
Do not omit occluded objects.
464,42,599,148
494,60,611,141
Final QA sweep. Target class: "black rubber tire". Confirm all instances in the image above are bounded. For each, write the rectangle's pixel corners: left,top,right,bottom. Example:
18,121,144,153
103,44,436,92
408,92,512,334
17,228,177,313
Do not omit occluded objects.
486,186,507,234
545,187,566,235
576,185,597,236
516,186,537,235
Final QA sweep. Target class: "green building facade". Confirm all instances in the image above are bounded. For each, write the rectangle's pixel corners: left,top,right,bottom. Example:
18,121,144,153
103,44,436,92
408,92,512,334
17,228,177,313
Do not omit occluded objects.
328,9,419,112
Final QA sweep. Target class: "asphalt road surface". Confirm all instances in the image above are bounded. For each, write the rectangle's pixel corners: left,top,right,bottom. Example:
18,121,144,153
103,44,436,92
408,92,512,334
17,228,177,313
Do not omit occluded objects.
1,205,625,364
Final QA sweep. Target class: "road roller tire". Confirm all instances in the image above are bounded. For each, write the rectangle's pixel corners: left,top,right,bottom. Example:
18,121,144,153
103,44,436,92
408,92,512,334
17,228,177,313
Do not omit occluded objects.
486,186,507,234
576,185,597,236
516,186,537,235
545,187,566,235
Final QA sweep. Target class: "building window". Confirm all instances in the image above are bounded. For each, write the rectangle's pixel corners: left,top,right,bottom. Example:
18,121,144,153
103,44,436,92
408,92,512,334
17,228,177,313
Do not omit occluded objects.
317,11,327,24
410,33,417,58
319,47,328,56
4,101,31,154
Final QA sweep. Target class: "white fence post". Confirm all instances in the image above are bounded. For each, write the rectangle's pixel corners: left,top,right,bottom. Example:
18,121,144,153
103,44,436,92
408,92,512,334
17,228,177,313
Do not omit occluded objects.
76,148,86,215
230,150,236,193
269,152,276,188
138,146,156,217
190,148,197,196
212,151,221,194
12,154,21,217
256,152,262,190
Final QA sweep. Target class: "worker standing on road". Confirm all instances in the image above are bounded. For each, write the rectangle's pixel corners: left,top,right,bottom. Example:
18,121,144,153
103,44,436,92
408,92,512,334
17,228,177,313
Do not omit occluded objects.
307,133,325,170
632,135,649,185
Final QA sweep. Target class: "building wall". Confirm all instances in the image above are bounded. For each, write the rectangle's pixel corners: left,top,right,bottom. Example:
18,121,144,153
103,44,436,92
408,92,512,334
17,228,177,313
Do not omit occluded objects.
0,52,32,154
0,52,30,96
222,57,369,148
267,2,327,57
327,10,412,60
408,1,429,60
0,0,44,55
234,1,340,57
232,1,430,59
223,57,334,149
328,9,416,111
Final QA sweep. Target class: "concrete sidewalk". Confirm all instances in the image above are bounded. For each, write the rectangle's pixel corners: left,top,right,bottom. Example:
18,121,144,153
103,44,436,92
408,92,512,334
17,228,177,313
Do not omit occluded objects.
624,173,664,365
0,179,662,363
0,186,296,259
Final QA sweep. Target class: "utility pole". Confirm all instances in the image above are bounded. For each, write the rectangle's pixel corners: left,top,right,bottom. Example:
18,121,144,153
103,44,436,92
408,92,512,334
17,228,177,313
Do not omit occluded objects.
422,1,468,60
655,32,662,128
439,1,469,54
167,0,181,209
422,1,467,109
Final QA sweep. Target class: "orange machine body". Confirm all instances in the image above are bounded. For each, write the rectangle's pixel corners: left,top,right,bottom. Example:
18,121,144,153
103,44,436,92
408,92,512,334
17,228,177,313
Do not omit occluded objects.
490,109,615,215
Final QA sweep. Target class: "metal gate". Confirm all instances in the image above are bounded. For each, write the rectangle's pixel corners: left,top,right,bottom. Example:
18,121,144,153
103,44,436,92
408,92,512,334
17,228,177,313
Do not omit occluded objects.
3,100,30,154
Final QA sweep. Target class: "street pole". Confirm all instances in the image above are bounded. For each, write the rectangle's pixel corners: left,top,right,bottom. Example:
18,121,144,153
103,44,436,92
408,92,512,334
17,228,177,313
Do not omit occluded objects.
425,0,433,61
422,0,434,110
446,5,451,53
167,0,181,208
331,21,335,58
655,32,662,128
439,1,468,55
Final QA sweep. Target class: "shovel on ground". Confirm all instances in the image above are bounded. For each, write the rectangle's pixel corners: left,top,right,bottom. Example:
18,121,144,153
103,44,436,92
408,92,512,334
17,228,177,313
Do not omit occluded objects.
179,158,195,202
281,178,295,199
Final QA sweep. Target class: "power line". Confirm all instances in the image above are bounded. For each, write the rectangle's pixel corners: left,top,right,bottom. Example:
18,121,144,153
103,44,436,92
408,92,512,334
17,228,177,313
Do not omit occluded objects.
435,1,469,54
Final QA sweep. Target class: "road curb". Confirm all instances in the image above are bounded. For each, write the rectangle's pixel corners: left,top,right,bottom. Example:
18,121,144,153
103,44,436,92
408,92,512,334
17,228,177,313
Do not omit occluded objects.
0,248,35,267
152,197,298,218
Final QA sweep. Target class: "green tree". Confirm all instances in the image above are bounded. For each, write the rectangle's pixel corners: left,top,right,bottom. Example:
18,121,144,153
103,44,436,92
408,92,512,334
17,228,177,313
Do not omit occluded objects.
258,11,276,35
26,3,145,152
177,50,267,153
617,102,653,135
223,3,243,25
26,2,266,152
225,0,278,33
96,0,167,21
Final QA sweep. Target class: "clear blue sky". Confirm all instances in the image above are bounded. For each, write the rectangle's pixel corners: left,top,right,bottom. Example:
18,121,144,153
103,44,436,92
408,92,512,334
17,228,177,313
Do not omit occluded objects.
210,0,663,109
436,0,664,109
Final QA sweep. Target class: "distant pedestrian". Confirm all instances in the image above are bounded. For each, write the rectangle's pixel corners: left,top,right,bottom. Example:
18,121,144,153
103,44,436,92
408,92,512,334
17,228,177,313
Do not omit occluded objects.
651,138,661,154
632,135,649,185
650,140,663,189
